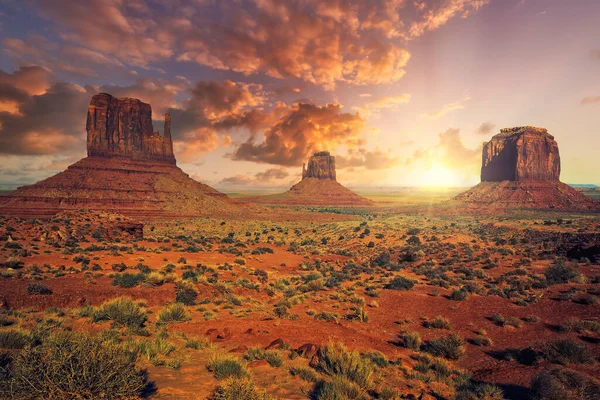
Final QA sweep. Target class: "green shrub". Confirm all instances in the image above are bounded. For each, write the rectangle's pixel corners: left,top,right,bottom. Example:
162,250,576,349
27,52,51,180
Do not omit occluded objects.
544,261,582,285
111,273,145,288
91,297,147,329
207,354,248,380
0,330,32,349
424,333,465,360
311,376,367,400
401,331,422,351
156,303,191,325
425,315,451,329
314,341,373,388
175,282,198,305
385,276,414,291
540,339,595,365
455,382,504,400
212,378,273,400
289,366,320,382
531,366,600,400
450,289,468,301
26,283,52,295
4,332,145,399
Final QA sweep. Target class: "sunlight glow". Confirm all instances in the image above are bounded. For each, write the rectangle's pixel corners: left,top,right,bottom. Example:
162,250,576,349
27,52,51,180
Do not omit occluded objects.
419,163,462,188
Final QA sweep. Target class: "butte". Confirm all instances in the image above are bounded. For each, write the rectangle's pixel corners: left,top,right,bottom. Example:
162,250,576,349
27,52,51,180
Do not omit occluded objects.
0,93,244,218
453,126,599,211
244,151,373,206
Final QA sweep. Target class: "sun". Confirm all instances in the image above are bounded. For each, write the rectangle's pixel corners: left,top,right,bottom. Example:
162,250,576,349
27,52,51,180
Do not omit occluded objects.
419,163,461,188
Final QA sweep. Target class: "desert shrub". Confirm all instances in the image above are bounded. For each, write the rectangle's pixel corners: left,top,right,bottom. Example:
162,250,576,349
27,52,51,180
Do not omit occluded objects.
0,316,14,327
544,261,583,285
425,315,451,330
5,332,145,399
450,289,468,301
212,378,273,400
156,303,191,325
26,283,52,295
362,351,389,368
314,341,373,388
145,272,165,286
0,330,32,349
455,382,504,400
91,297,147,329
385,276,414,291
401,331,422,350
540,339,595,365
531,366,600,400
244,347,283,367
289,366,320,382
424,333,465,360
311,376,367,400
559,319,600,335
207,354,248,380
175,282,198,305
472,335,492,346
112,272,145,288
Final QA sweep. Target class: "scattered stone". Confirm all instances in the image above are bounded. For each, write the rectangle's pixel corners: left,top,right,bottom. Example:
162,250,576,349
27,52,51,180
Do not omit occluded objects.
265,338,285,350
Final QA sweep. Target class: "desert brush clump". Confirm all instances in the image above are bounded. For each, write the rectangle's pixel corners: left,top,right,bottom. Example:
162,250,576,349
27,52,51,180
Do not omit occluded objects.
207,354,248,380
313,341,373,389
156,302,191,325
211,378,273,400
0,331,146,399
530,366,600,400
91,297,147,329
424,333,466,360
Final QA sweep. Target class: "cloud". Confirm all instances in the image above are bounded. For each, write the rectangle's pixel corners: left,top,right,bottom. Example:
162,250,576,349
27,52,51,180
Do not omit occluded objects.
0,79,94,155
0,65,53,95
24,0,487,89
476,121,496,135
421,96,470,119
580,96,600,105
409,128,480,171
353,94,411,117
218,167,290,186
337,148,401,170
409,0,490,38
591,49,600,60
231,102,365,166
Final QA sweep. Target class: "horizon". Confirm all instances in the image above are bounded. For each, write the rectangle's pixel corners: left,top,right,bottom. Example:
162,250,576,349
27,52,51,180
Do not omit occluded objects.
1,0,599,189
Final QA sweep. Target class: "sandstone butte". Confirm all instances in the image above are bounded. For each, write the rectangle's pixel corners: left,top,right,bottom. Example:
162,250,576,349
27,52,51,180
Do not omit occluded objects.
244,151,373,206
453,126,599,211
0,93,244,218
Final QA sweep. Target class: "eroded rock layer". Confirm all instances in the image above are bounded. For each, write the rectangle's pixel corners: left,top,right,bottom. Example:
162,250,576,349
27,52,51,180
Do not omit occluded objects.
453,127,599,212
0,157,240,218
87,93,175,164
481,127,560,182
302,151,336,180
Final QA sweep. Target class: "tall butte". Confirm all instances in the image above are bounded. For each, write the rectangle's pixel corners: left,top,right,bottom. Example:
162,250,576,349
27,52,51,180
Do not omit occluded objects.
0,93,242,218
245,151,372,206
454,126,599,211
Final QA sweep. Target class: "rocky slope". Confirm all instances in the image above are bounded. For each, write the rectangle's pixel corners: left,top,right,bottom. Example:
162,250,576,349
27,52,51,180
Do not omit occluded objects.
453,127,599,211
0,94,246,218
244,152,372,206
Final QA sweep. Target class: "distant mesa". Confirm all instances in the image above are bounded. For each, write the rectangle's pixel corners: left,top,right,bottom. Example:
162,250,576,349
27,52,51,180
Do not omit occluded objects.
0,93,243,218
243,151,373,206
454,126,599,211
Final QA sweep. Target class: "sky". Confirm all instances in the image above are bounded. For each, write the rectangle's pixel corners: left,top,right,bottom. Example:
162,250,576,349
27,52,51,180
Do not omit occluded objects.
0,0,599,190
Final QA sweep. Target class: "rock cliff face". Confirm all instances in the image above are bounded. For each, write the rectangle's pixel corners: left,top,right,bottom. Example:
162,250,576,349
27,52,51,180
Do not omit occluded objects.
0,93,250,218
453,126,598,212
481,127,560,182
86,93,175,164
302,152,336,181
